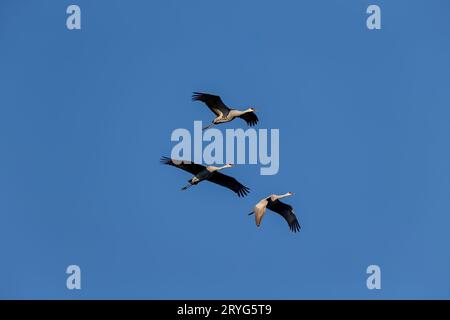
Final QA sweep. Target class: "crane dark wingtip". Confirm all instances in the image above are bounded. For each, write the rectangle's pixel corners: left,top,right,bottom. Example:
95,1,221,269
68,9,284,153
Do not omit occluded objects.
290,220,301,233
192,92,205,101
241,112,259,127
236,186,250,197
160,156,172,164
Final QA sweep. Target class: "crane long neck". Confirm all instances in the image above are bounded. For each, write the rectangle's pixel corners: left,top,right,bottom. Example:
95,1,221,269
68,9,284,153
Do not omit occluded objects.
274,192,292,200
234,108,252,116
209,164,229,172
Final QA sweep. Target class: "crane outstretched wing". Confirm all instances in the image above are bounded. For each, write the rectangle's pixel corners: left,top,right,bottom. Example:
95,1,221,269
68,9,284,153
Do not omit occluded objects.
266,199,301,232
253,199,269,227
239,112,259,126
207,172,250,197
192,92,230,117
160,156,205,175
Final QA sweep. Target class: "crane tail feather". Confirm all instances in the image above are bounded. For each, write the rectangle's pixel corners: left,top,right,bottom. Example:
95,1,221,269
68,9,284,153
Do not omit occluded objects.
248,211,254,216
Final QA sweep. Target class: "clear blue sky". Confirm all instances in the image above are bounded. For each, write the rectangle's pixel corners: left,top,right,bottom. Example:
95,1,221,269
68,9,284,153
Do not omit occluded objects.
1,0,450,299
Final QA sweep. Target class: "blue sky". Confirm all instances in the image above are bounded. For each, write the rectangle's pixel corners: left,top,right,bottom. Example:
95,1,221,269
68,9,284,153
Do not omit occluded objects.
1,0,450,299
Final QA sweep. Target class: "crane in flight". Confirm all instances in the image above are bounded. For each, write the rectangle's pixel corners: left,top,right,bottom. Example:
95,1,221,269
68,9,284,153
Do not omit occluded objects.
161,156,250,197
192,92,259,130
249,192,301,233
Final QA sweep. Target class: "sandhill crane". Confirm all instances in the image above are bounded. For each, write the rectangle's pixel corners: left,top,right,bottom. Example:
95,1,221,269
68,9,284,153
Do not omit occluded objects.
192,92,259,130
161,156,250,197
248,192,301,233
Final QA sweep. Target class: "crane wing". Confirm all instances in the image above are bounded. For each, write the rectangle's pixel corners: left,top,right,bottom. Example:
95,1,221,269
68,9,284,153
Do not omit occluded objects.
207,172,250,197
266,199,301,232
160,156,206,175
192,92,230,117
239,112,259,126
253,199,268,226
